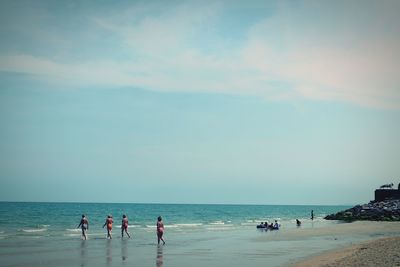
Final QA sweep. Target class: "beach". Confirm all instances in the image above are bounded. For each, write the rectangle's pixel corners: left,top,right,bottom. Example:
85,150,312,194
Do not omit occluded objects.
0,203,400,266
290,236,400,267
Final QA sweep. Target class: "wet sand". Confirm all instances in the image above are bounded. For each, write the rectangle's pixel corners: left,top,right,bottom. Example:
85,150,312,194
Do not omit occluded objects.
290,232,400,267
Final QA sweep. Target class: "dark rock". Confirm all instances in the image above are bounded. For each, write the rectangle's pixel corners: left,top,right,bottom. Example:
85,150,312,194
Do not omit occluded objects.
324,199,400,222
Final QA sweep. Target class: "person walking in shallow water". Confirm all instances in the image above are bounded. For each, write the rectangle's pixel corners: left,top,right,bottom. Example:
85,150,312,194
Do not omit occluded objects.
77,214,89,240
121,214,131,239
311,210,314,221
103,215,113,239
157,216,165,245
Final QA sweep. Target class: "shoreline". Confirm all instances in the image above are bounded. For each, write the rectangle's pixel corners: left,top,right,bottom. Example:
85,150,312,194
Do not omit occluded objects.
1,206,400,267
289,235,400,267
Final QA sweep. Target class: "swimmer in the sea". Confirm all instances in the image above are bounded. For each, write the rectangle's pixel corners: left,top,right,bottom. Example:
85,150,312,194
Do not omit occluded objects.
103,215,113,239
156,216,165,245
121,214,131,239
77,214,89,240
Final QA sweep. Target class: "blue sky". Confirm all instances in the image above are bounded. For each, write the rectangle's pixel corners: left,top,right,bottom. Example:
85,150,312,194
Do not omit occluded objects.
0,0,399,204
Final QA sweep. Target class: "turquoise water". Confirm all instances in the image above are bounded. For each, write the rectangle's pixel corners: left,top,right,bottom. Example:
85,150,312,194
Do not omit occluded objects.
0,202,352,267
0,202,347,238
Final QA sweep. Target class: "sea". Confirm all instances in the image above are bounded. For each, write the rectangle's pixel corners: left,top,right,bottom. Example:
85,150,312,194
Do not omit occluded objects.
0,202,381,267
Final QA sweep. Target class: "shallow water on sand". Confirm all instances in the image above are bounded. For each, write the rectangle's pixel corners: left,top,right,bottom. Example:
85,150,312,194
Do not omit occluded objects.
1,222,399,267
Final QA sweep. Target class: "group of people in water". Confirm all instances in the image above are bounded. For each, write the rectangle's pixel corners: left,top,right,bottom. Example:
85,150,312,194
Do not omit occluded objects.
256,220,281,230
256,211,314,230
77,214,165,245
256,218,304,230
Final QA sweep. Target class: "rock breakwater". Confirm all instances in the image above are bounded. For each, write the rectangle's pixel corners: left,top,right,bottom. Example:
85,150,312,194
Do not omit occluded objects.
325,199,400,221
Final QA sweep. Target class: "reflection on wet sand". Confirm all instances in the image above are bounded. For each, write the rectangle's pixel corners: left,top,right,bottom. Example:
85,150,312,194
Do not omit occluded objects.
106,239,112,266
80,240,87,267
156,245,163,267
121,239,128,262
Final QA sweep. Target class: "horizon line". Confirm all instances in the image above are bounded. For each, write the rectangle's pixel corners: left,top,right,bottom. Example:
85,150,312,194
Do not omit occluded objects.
0,200,355,206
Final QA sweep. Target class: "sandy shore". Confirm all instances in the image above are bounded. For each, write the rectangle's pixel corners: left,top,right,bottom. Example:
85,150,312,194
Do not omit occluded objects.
291,236,400,267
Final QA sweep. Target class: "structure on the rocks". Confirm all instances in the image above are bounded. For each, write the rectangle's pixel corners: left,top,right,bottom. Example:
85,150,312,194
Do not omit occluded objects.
375,182,400,202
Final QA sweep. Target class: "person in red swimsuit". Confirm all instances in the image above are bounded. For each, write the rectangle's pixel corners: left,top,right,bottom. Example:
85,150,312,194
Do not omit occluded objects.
103,215,113,239
156,216,165,245
121,214,131,239
77,214,89,240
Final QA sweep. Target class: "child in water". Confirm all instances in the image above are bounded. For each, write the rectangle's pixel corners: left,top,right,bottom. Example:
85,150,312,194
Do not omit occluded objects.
77,214,89,240
121,214,131,239
103,215,113,239
156,216,165,245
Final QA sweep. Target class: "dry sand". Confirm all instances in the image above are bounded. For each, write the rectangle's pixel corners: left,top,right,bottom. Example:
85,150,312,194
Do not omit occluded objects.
291,236,400,267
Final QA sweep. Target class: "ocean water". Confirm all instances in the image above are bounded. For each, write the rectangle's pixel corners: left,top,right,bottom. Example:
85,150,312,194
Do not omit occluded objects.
0,202,345,237
0,202,357,266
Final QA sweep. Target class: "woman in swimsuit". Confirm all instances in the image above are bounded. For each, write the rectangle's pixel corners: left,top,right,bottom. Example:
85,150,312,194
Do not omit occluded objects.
156,216,165,245
103,215,114,239
121,214,131,238
77,214,89,240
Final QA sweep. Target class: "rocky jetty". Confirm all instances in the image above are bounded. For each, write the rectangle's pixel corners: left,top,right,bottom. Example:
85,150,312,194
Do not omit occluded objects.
325,199,400,221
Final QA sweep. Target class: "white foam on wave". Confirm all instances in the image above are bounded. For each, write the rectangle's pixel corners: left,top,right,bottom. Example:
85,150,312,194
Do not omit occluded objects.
174,223,203,227
21,228,47,233
206,226,234,231
209,221,225,225
64,233,81,237
241,222,257,226
146,223,203,229
66,229,81,232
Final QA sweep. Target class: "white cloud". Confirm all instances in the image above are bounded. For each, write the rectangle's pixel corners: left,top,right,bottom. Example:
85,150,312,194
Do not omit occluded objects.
0,1,399,109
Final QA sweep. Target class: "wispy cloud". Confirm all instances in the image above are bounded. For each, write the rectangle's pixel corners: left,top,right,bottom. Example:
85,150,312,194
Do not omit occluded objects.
0,1,399,108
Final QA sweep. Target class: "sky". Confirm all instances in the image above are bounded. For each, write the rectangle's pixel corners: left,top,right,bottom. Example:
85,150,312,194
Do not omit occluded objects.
0,0,399,205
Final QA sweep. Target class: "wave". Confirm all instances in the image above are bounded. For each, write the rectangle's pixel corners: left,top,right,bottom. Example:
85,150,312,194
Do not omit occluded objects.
209,221,225,225
174,223,203,227
64,233,81,237
241,222,257,226
21,228,47,233
146,223,203,229
0,231,7,239
66,229,81,232
206,226,235,231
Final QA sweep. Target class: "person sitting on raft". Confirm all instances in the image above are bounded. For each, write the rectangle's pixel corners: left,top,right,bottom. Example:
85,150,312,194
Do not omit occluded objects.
256,222,266,228
268,222,274,229
272,220,280,230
